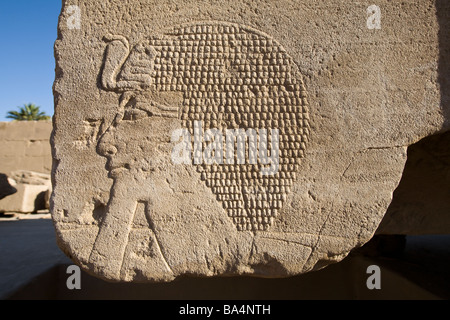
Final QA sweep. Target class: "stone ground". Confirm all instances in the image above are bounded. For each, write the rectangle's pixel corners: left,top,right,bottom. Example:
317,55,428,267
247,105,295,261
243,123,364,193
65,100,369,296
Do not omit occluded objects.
0,215,449,300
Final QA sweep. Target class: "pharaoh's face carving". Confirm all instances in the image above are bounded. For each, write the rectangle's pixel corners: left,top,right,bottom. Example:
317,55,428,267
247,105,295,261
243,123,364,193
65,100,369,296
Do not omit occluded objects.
99,22,310,232
97,103,179,179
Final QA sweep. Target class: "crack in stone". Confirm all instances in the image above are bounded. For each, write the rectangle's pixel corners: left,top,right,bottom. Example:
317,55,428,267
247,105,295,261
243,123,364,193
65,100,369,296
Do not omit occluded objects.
302,203,335,272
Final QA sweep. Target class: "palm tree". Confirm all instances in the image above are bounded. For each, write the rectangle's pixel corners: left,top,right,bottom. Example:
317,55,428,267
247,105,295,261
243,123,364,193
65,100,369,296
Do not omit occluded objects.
6,104,51,121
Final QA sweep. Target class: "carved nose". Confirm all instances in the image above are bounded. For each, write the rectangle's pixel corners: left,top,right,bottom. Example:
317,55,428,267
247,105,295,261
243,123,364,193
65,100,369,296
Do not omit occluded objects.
97,130,118,157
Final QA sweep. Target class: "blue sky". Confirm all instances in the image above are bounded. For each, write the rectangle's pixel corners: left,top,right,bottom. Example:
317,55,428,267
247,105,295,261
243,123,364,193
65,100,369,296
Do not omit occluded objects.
0,1,62,121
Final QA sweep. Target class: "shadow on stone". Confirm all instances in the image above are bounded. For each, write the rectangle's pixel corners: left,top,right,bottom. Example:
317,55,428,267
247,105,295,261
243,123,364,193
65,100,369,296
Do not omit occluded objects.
377,131,450,235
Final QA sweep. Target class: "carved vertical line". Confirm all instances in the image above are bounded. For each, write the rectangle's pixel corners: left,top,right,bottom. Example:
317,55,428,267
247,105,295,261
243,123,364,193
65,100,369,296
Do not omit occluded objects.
145,202,174,274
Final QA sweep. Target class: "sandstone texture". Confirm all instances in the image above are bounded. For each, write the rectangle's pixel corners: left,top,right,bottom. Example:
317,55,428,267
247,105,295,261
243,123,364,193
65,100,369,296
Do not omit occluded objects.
52,0,449,282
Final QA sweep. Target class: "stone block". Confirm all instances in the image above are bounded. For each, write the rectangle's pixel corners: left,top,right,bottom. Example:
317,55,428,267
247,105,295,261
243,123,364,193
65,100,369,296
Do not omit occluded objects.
0,157,19,177
10,170,51,186
0,121,52,176
0,184,49,213
25,141,45,157
33,121,53,141
16,157,48,176
51,0,449,282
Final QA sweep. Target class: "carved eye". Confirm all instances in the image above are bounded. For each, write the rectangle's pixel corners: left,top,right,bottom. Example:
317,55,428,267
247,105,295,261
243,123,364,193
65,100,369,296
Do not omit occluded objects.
122,108,152,121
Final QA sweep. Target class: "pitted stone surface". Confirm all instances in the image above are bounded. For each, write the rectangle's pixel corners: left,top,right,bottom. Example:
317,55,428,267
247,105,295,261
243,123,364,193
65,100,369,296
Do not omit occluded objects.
52,0,448,282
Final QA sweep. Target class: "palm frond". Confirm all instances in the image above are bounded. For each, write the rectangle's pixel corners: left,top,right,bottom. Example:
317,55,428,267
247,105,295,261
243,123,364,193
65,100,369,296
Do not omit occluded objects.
6,104,51,121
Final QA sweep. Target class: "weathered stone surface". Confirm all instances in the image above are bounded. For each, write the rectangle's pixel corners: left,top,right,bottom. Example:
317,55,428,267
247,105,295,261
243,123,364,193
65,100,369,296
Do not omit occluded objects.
52,0,449,282
0,184,49,213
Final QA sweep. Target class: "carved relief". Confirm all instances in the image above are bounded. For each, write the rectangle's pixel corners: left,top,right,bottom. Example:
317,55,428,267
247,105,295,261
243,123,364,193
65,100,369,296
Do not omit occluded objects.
99,21,310,232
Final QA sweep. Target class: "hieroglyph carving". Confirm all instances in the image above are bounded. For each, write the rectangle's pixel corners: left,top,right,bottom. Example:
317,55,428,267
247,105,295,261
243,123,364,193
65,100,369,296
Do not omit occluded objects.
98,21,310,234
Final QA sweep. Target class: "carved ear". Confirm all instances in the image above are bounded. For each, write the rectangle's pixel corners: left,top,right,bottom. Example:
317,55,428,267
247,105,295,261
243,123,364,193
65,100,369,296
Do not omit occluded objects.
101,35,130,91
